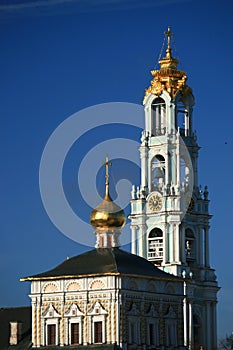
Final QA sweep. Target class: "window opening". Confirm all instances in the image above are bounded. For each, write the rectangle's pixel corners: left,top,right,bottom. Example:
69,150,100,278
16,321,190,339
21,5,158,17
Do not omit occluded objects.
176,101,188,136
152,98,166,136
152,155,165,191
148,228,163,265
185,228,195,261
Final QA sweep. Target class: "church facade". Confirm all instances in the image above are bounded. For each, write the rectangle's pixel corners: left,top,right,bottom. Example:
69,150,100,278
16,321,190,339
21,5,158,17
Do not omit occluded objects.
17,28,219,350
24,250,186,349
22,151,187,349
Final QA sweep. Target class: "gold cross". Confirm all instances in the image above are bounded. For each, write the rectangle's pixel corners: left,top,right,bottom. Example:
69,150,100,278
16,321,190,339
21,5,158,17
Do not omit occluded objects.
102,154,112,185
164,26,173,49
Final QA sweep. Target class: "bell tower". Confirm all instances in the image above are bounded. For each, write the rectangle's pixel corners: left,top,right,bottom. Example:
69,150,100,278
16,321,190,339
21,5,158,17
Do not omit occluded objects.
130,27,219,349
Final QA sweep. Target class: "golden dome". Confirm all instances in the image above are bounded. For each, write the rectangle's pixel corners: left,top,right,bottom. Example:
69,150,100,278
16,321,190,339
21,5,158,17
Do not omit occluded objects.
90,191,126,229
90,155,126,230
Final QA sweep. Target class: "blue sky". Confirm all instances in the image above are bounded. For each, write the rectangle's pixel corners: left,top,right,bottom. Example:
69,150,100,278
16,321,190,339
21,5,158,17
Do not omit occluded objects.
0,0,232,339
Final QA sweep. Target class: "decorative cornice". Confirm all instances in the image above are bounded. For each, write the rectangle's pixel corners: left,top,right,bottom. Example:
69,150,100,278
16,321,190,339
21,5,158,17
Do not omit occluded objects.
21,272,182,283
143,27,193,102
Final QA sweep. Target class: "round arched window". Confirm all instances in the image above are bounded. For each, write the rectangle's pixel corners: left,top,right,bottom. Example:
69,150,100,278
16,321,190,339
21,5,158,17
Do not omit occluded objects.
148,228,163,265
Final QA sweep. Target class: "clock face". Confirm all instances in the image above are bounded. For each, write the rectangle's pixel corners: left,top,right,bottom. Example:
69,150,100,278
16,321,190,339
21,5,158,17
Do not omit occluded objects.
148,194,163,212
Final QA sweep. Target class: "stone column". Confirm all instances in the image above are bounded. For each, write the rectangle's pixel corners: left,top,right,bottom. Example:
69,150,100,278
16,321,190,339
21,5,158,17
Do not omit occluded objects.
140,146,148,188
60,295,65,346
188,302,193,349
204,227,210,267
212,301,217,350
144,106,150,135
163,223,169,264
138,224,146,259
174,223,181,263
131,225,138,255
181,225,186,264
83,294,88,345
185,113,189,137
32,300,37,347
169,223,174,263
176,141,180,187
107,298,111,344
165,151,169,186
183,283,188,347
206,301,211,349
36,297,41,347
197,226,202,266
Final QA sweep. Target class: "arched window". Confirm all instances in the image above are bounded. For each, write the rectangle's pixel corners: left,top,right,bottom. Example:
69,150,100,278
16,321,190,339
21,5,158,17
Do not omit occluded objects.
176,101,188,135
148,228,163,265
185,228,196,261
180,157,190,187
176,100,188,136
152,155,165,191
151,98,166,136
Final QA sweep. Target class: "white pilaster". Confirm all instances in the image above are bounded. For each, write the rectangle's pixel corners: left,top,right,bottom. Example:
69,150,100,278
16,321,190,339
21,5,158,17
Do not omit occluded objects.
206,301,211,349
140,146,148,188
181,225,186,264
131,225,138,254
183,283,188,347
188,302,193,349
204,227,210,267
174,223,180,263
169,223,174,263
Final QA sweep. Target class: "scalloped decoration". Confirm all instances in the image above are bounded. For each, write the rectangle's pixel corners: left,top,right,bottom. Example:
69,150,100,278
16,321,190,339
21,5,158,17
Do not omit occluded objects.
43,283,58,293
67,282,81,292
90,280,105,290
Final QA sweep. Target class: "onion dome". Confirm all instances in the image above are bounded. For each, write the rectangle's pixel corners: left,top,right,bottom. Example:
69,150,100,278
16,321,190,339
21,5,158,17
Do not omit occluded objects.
90,189,126,229
90,155,126,230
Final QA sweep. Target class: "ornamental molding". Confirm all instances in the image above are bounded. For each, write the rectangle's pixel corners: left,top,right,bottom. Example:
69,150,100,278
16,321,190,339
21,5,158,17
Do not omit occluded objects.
66,281,81,292
42,303,60,318
143,70,193,103
65,303,84,317
88,301,108,316
43,282,58,293
89,279,106,290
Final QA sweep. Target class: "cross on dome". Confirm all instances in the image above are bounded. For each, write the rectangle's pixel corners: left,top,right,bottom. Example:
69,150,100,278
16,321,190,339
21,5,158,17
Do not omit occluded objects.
164,26,174,50
102,154,112,197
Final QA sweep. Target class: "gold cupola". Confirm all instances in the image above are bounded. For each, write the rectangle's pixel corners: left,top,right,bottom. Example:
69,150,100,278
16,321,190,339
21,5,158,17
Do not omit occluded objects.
90,155,126,231
144,26,193,102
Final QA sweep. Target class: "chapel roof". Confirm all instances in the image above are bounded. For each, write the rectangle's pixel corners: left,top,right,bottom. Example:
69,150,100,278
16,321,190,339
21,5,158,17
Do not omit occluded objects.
21,247,180,282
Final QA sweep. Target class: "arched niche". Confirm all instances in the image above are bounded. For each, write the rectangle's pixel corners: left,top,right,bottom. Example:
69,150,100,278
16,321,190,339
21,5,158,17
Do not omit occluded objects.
43,283,58,293
148,228,163,265
151,154,165,191
175,92,194,137
185,228,196,262
151,97,166,136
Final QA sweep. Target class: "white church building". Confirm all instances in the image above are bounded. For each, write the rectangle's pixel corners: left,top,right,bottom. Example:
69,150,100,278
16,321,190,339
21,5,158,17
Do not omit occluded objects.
13,27,219,350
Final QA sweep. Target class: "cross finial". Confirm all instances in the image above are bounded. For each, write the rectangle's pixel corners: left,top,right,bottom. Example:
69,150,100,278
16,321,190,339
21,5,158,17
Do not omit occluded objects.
164,26,174,50
102,154,112,186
